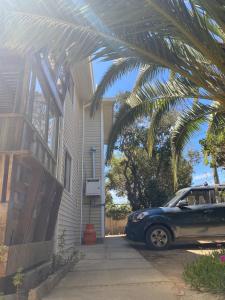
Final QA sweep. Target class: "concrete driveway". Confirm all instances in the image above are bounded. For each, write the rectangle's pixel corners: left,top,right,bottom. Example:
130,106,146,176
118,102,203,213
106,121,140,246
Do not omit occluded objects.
132,240,225,285
44,237,221,300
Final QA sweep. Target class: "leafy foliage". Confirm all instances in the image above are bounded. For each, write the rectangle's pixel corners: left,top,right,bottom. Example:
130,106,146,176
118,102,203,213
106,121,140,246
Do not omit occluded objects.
106,203,131,220
183,249,225,293
105,182,131,220
200,129,225,169
107,91,225,188
12,269,24,289
107,114,193,211
13,268,24,300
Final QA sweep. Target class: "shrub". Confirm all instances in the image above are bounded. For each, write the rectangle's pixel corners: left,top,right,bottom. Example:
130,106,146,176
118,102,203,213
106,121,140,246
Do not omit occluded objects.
183,249,225,293
106,203,131,220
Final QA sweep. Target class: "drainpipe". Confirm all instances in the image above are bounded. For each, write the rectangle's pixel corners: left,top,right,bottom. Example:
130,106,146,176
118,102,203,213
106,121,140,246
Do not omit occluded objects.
91,147,96,179
80,101,92,244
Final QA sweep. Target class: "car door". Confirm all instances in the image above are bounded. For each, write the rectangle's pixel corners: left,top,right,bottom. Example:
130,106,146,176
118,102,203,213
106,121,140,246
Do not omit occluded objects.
172,189,213,238
206,188,225,237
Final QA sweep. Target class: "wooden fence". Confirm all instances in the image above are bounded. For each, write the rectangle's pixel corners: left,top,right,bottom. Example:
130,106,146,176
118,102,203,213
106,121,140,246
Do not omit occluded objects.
105,217,127,235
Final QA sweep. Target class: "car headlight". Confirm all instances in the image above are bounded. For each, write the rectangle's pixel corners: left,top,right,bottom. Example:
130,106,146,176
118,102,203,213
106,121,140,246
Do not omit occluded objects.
132,211,148,222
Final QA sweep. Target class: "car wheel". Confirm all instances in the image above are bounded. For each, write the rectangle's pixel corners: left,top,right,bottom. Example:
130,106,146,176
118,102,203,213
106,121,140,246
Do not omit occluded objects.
145,225,172,250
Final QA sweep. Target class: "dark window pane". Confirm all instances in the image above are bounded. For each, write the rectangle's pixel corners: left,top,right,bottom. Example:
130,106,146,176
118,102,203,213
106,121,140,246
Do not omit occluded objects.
185,190,211,206
48,103,58,155
32,77,48,140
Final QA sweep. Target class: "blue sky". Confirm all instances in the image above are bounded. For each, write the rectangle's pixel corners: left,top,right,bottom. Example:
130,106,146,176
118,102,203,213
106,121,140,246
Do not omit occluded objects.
93,60,225,202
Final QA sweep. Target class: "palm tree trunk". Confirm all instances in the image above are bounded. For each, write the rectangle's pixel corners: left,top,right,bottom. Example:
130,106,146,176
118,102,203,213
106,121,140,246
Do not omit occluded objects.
213,165,220,184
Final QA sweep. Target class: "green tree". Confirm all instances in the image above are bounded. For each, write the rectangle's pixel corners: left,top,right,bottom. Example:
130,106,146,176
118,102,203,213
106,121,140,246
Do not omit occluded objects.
107,97,225,188
200,130,225,169
199,128,225,184
107,114,192,211
105,203,131,220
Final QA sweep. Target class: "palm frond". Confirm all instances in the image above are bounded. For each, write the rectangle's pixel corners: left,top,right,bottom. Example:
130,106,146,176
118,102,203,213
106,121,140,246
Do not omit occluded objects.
195,0,225,34
207,108,225,134
171,102,221,188
128,75,211,108
125,64,166,107
1,0,225,113
106,101,153,162
145,0,225,73
172,103,220,159
90,58,142,114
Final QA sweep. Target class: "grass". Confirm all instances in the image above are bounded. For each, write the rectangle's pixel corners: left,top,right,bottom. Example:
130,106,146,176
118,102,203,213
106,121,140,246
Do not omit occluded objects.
183,248,225,294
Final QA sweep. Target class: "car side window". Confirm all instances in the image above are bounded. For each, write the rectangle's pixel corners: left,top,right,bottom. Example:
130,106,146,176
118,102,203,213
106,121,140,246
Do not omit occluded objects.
183,190,211,206
215,188,225,204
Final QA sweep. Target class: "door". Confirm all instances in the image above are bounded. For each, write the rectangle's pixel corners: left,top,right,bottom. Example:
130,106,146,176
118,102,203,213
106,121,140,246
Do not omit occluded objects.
172,189,213,238
206,188,225,237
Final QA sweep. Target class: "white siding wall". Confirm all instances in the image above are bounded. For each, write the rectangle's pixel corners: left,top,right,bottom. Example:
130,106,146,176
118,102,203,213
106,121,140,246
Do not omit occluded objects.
82,107,103,239
55,71,104,253
56,90,83,256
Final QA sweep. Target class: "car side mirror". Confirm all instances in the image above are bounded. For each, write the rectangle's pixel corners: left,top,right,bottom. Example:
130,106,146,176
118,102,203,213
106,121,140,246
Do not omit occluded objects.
177,199,188,208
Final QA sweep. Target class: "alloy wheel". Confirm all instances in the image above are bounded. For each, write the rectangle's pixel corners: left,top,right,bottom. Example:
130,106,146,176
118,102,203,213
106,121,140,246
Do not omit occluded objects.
150,229,168,248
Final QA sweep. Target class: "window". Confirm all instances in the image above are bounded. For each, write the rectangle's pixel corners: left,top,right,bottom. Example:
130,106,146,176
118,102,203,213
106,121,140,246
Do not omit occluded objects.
64,151,72,192
27,70,59,156
183,190,211,206
48,102,58,155
32,77,48,140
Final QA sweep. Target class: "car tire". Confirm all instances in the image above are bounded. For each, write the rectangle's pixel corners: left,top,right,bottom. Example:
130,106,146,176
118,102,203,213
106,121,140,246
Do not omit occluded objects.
145,225,172,250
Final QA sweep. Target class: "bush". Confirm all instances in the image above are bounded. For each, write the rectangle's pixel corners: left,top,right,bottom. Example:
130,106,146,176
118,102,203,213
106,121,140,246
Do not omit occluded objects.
183,249,225,293
106,204,131,220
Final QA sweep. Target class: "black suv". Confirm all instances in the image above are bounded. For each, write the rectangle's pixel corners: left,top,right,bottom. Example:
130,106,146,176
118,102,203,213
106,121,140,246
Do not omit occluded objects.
125,185,225,250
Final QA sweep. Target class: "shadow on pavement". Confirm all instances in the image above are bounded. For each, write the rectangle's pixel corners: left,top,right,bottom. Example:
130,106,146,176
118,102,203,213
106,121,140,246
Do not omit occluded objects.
131,240,225,251
128,239,225,282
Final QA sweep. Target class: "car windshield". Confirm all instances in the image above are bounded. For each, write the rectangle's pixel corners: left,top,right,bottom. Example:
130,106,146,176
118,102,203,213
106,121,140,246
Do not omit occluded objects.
163,188,189,207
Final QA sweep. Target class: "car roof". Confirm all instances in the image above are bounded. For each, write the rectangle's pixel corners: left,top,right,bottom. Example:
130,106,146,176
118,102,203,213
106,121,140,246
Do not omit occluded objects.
187,184,225,191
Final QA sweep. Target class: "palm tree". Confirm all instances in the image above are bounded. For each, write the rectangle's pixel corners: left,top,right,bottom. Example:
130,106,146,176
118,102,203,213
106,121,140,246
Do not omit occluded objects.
1,0,225,113
106,89,225,188
171,101,225,185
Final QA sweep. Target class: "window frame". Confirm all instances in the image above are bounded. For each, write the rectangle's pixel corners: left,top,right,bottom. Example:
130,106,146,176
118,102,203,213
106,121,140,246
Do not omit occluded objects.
27,65,60,157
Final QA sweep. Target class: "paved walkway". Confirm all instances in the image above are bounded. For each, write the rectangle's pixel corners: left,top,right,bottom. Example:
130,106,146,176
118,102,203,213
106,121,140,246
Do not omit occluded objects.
44,237,220,300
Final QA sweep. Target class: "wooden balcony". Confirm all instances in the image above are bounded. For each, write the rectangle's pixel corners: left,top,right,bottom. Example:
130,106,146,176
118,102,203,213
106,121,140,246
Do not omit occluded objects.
0,50,65,292
0,113,57,177
0,151,63,277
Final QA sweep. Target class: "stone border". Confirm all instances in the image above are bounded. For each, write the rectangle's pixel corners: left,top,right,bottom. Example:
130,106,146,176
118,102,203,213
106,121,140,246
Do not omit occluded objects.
28,263,73,300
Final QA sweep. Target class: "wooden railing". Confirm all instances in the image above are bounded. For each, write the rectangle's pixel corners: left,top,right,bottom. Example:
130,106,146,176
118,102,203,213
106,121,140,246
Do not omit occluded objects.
0,114,57,177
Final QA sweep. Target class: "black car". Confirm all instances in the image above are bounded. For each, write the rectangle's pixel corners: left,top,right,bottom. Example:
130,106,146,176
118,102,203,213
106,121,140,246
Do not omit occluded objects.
125,185,225,250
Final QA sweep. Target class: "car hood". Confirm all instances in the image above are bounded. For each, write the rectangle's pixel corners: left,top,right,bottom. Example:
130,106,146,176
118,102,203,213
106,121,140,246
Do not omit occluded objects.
129,207,172,219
